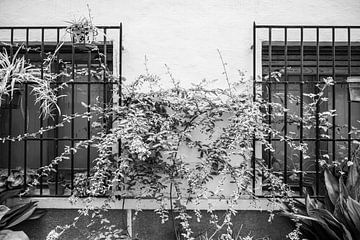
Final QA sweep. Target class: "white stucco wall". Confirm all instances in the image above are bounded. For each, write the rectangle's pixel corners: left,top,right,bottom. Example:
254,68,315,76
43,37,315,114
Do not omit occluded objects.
1,0,360,87
0,0,359,206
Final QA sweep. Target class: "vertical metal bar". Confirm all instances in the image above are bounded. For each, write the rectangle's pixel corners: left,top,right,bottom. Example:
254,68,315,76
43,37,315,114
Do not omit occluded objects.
8,29,14,176
267,27,272,170
55,28,60,194
118,23,122,156
87,47,91,177
299,27,304,196
119,23,122,104
23,28,29,189
40,28,44,195
283,27,288,184
252,22,256,194
71,37,75,192
348,28,352,77
315,27,320,195
332,28,336,166
103,28,108,131
347,27,352,163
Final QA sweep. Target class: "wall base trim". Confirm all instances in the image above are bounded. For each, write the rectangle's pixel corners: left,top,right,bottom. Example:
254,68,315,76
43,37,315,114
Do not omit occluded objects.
10,197,284,211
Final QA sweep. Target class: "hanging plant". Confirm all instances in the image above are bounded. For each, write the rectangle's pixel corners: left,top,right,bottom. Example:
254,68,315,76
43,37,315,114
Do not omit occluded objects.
0,47,64,119
66,17,98,45
0,49,27,108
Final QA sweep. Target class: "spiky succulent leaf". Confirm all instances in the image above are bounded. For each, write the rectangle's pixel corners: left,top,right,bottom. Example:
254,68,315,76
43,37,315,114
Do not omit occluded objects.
287,212,344,240
27,209,47,220
347,159,359,200
5,203,36,228
309,208,353,240
345,197,360,237
0,189,22,204
0,206,10,222
306,194,317,215
0,202,36,229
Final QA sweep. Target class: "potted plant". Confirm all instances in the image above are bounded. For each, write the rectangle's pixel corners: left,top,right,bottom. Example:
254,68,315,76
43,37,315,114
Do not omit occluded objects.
47,172,66,195
0,168,36,189
0,49,28,109
66,17,98,46
7,169,25,190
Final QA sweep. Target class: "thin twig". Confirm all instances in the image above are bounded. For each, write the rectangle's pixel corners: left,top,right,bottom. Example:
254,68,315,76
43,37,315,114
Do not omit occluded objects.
217,49,232,96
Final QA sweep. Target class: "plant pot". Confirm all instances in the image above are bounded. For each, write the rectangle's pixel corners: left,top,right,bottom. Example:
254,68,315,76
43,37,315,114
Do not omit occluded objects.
26,185,37,195
69,26,97,45
347,76,360,102
72,30,92,44
48,181,66,195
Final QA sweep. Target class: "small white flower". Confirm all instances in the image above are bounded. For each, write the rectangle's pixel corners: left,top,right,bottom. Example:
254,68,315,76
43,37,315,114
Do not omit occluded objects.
46,230,60,240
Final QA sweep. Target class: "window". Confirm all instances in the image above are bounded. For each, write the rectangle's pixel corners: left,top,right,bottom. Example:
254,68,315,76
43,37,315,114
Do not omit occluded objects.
0,26,122,196
253,25,360,197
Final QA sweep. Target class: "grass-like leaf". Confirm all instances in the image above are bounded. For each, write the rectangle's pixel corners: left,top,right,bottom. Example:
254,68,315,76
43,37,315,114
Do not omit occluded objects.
324,168,339,205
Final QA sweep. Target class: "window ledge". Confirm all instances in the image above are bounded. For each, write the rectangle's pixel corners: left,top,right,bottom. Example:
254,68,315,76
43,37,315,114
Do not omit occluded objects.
10,197,283,211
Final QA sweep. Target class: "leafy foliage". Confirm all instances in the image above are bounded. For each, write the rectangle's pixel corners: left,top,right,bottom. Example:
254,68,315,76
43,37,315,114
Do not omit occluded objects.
281,159,360,240
0,45,65,119
40,70,336,239
0,28,342,239
0,189,46,230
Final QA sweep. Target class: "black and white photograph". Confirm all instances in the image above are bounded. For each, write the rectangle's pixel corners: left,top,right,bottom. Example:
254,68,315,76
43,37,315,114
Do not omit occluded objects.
0,1,359,239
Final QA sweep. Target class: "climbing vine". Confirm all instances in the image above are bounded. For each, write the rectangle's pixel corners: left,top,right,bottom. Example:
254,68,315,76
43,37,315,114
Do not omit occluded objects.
0,20,340,240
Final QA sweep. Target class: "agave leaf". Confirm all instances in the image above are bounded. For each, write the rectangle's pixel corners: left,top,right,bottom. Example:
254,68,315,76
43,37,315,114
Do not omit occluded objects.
0,206,10,221
347,159,359,198
346,197,360,236
310,208,353,240
297,218,331,240
1,204,26,218
0,202,36,227
334,199,347,227
0,189,22,204
306,194,317,215
281,199,307,215
280,210,313,226
5,204,36,228
0,204,28,226
339,176,349,200
27,209,46,220
310,208,340,226
353,177,360,202
290,213,343,240
323,192,335,213
324,168,339,205
335,196,357,238
297,224,321,240
292,199,308,215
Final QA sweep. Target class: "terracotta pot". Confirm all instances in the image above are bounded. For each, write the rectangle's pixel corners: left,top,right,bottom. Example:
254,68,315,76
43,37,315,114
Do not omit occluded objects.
47,181,66,195
72,30,91,44
69,26,97,45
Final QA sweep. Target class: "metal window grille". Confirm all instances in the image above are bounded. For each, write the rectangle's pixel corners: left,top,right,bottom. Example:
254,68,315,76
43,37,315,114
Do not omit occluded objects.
0,25,122,196
253,24,360,197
